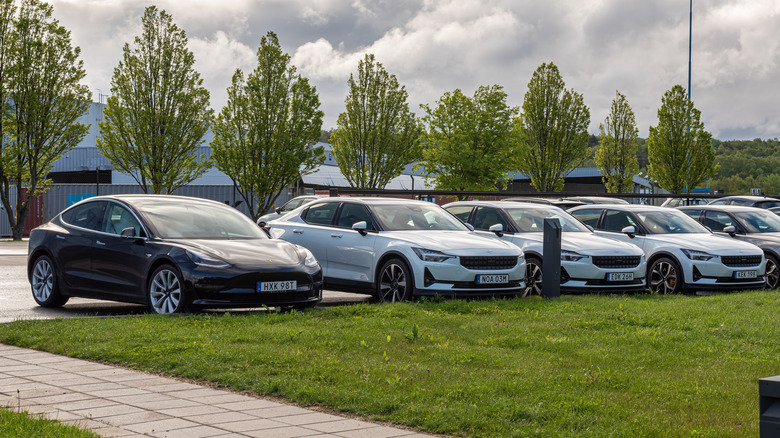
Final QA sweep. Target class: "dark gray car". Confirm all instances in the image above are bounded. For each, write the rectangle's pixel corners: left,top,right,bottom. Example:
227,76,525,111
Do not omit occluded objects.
678,205,780,288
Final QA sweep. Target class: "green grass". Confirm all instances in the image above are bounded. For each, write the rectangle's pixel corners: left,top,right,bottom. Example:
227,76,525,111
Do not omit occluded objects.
2,292,778,437
0,406,99,437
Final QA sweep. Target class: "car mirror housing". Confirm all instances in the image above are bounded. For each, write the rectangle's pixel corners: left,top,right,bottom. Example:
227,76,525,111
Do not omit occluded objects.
489,223,504,237
275,207,282,214
723,225,737,237
352,221,368,236
120,227,137,238
621,225,636,238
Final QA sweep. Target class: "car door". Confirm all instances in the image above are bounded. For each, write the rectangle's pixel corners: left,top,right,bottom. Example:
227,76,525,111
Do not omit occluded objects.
326,203,377,283
56,200,106,292
90,202,150,300
594,209,647,250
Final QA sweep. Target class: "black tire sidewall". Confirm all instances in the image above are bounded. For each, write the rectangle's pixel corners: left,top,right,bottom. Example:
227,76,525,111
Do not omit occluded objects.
147,264,187,314
376,258,413,302
31,254,68,307
649,257,683,294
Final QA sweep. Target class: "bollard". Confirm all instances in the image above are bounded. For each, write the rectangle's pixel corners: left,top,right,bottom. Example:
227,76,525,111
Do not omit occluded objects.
542,218,561,298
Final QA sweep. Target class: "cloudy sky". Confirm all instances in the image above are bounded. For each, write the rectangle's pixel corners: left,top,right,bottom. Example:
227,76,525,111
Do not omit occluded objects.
50,0,780,141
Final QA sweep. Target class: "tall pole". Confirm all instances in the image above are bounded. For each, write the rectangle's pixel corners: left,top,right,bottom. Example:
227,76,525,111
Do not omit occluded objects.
688,0,692,100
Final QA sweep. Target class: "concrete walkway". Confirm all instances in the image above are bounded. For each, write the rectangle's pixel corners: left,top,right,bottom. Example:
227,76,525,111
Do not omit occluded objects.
0,344,435,438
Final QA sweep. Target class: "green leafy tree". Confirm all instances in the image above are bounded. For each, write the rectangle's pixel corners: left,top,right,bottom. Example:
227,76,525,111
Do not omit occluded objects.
0,0,90,240
211,32,324,220
97,6,212,194
595,91,639,193
331,54,422,189
647,85,716,194
420,86,518,195
515,62,590,192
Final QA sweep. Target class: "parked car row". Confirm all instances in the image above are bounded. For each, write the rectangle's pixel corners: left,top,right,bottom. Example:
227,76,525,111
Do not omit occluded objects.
27,194,780,315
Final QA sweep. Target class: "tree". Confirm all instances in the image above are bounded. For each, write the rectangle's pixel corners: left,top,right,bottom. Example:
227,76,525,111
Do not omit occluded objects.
211,32,324,220
595,91,639,193
647,85,716,194
331,54,422,189
420,86,518,194
515,62,590,192
97,6,212,194
0,0,90,240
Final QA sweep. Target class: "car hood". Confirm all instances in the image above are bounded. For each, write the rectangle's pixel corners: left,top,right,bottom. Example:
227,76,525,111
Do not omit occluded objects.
381,230,523,256
745,232,780,246
173,238,304,268
505,232,643,256
645,233,763,256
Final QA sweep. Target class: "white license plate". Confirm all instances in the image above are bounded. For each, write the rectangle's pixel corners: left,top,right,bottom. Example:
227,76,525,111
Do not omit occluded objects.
257,280,297,292
734,270,757,279
476,274,509,284
607,272,634,281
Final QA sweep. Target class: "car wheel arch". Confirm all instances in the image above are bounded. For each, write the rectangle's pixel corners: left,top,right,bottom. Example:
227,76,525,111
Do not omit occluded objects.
145,257,184,298
374,250,414,284
647,252,685,290
28,248,58,282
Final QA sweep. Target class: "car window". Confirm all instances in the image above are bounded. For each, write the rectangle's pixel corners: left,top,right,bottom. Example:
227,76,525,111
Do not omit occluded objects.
472,207,509,231
702,211,734,232
680,209,701,220
755,200,780,209
634,210,709,234
280,198,303,212
141,201,267,239
336,203,374,229
61,201,106,231
444,205,473,223
372,203,466,231
736,210,780,233
102,203,144,236
303,202,339,226
570,208,602,228
708,199,727,205
602,210,638,232
505,207,590,233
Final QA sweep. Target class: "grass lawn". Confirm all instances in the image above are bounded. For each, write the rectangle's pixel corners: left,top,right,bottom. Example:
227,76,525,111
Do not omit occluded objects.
1,291,778,437
0,406,99,437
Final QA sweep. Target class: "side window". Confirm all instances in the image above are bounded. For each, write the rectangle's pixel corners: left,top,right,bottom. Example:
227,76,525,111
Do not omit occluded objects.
602,210,638,233
336,203,373,230
102,203,143,236
280,198,303,212
472,207,509,231
730,199,750,206
703,211,734,232
61,201,106,231
708,199,727,205
302,202,338,226
570,208,602,229
680,209,701,220
444,205,473,223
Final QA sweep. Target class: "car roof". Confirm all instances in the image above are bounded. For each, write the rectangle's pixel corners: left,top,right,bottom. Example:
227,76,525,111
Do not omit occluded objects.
308,197,438,206
710,195,780,202
678,204,773,212
444,200,561,210
561,196,629,204
70,194,224,207
568,204,672,212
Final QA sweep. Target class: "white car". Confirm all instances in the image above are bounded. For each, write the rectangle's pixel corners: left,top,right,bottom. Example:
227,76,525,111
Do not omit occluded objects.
266,197,526,301
568,204,766,293
443,201,646,295
257,195,323,225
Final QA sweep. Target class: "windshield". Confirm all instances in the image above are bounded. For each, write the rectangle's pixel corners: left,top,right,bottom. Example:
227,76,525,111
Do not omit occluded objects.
635,210,709,234
141,201,268,239
505,207,590,233
372,203,467,231
735,210,780,233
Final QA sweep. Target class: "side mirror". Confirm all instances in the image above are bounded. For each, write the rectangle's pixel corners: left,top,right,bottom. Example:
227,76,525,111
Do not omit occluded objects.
257,220,267,228
352,221,368,236
489,223,504,237
586,225,594,232
723,225,737,237
621,225,636,238
275,207,282,214
465,223,475,232
120,227,137,238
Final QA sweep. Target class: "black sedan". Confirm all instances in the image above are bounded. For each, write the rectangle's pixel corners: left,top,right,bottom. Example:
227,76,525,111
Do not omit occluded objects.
678,204,780,288
27,194,323,314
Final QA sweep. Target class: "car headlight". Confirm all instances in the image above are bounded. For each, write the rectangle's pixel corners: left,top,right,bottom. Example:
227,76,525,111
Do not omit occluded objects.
301,247,319,268
186,249,231,268
561,250,586,262
681,249,715,261
412,247,454,263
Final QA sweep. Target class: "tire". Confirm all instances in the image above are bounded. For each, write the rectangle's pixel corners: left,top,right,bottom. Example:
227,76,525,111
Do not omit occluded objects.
524,256,543,297
648,257,683,294
765,254,780,289
30,255,69,307
376,258,413,303
148,265,188,314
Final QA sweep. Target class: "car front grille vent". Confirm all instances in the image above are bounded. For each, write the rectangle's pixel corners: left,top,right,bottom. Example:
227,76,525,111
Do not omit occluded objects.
721,255,762,267
460,256,518,270
592,256,642,268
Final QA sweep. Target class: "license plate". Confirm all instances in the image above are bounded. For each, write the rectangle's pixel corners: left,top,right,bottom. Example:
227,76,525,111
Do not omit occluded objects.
607,272,634,281
734,270,757,279
476,274,509,284
257,280,297,292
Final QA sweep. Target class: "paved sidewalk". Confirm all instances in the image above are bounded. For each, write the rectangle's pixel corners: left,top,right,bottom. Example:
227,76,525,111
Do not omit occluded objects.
0,344,435,438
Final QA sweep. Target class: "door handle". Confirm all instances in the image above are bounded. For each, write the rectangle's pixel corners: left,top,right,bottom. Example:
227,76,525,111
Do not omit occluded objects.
331,233,343,238
96,240,106,246
292,229,303,234
56,235,65,240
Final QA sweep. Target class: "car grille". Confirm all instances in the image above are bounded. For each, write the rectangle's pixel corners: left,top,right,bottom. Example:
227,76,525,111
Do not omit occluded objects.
721,255,762,267
459,256,518,270
592,256,642,268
